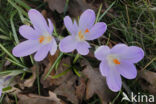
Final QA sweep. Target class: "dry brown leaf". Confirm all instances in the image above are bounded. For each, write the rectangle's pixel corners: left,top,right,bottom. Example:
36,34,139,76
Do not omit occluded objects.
24,65,37,88
46,0,66,14
41,57,71,88
75,77,86,101
41,50,60,88
139,70,156,94
54,76,78,104
46,0,92,16
46,0,114,17
80,60,115,104
41,57,86,104
17,91,62,104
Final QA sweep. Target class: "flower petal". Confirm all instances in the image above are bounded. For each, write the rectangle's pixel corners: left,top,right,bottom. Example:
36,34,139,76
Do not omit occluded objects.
59,36,77,53
85,22,107,40
94,45,110,61
106,68,122,92
121,46,144,63
34,44,51,61
79,9,95,30
64,16,77,35
99,60,110,77
19,25,40,40
76,41,90,55
111,44,128,54
48,18,54,34
12,40,41,57
0,88,2,96
111,44,144,63
28,9,49,34
117,61,137,79
50,38,57,55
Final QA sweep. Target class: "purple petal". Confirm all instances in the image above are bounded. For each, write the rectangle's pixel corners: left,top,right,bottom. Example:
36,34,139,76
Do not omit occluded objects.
34,44,51,61
76,41,90,55
48,18,54,34
0,88,2,96
73,20,78,32
99,60,110,77
106,68,122,92
28,9,49,34
79,9,95,30
117,61,137,79
64,16,78,35
19,25,40,40
50,38,57,55
121,46,144,63
59,36,77,53
94,45,110,61
85,22,107,40
111,44,128,54
12,40,41,57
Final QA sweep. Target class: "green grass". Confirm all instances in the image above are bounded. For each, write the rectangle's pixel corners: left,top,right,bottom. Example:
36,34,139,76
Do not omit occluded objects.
0,0,155,103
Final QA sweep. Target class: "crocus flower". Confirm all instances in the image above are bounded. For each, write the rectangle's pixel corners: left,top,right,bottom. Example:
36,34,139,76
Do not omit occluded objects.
94,44,144,92
12,9,57,61
59,9,107,55
0,76,12,96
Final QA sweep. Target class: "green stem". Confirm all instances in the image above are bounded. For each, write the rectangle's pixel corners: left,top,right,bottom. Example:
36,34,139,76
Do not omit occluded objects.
73,67,81,77
51,68,71,79
111,90,122,104
36,64,40,95
44,52,64,80
73,53,80,64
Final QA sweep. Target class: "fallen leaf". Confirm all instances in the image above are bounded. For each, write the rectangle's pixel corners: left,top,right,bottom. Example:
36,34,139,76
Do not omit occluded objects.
46,0,92,16
17,91,62,104
75,77,86,102
139,70,156,94
46,0,66,14
41,57,86,104
54,76,78,104
80,59,115,104
24,65,37,88
41,50,60,88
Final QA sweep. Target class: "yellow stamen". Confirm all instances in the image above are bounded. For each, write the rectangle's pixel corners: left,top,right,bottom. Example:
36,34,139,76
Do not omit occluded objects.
85,28,89,33
113,59,120,65
47,36,52,42
39,36,44,43
78,30,84,40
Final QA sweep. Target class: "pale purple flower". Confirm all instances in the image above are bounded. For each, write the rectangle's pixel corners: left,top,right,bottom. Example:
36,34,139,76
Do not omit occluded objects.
94,44,144,92
59,9,107,55
12,9,57,61
0,75,12,96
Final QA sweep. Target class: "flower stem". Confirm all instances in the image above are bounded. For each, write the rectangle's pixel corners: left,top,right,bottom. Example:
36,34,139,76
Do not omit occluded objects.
44,52,64,80
73,53,80,64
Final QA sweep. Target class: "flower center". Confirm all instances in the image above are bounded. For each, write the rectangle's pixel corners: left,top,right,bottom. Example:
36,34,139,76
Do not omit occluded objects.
113,59,120,65
107,54,120,66
78,31,84,40
38,35,52,44
78,29,89,41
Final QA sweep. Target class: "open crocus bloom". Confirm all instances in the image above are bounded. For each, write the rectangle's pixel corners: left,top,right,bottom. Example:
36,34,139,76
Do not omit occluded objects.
12,9,57,61
95,44,144,92
59,9,107,55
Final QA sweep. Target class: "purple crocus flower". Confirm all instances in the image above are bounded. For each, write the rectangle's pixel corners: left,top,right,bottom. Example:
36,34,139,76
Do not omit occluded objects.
12,9,57,61
94,44,144,92
0,75,12,96
59,9,107,55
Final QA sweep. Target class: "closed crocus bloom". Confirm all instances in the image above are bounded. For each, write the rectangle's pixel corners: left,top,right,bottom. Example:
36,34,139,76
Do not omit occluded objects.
94,44,144,92
59,9,107,55
12,9,57,61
